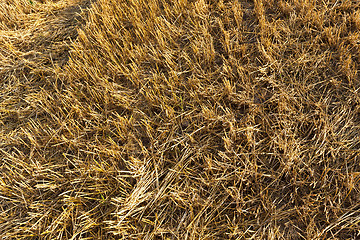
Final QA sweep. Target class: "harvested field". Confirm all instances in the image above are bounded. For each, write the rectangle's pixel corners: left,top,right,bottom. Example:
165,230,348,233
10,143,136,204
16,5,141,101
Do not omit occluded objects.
1,0,360,239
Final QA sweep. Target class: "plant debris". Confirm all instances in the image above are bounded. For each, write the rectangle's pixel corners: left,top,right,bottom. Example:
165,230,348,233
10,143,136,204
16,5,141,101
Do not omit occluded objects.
1,0,360,239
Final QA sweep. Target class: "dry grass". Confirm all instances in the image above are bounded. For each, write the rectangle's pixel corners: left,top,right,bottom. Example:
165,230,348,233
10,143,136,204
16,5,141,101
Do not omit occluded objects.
1,0,360,239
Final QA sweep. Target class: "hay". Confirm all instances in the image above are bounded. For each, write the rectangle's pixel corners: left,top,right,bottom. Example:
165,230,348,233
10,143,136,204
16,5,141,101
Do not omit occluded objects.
1,0,360,239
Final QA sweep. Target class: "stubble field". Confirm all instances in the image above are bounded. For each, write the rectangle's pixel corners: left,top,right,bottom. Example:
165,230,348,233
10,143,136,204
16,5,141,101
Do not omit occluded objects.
1,0,360,239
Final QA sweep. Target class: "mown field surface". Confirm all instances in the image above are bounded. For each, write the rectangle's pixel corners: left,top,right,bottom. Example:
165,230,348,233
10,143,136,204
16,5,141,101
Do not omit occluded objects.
1,0,360,239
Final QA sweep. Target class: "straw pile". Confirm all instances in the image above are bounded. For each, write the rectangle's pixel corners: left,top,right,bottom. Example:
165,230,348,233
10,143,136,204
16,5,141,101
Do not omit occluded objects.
1,0,360,239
